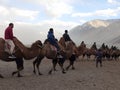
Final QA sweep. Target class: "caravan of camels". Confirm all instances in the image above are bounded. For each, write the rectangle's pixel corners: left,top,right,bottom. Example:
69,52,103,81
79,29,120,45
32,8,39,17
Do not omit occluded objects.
0,35,120,78
1,23,119,78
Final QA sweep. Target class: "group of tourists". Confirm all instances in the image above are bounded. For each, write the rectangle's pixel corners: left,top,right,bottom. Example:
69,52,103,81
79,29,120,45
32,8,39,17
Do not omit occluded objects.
5,23,114,68
4,23,72,58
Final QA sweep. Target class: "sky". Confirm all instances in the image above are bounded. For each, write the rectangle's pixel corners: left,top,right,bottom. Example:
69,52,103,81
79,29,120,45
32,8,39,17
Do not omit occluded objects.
0,0,120,44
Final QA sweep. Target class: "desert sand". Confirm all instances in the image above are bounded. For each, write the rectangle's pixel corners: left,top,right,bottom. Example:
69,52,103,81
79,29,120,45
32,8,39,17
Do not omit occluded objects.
0,57,120,90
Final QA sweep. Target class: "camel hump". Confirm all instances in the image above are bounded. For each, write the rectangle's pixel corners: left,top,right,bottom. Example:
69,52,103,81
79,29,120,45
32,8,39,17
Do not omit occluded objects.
0,38,6,51
0,38,5,43
44,39,57,52
0,38,12,54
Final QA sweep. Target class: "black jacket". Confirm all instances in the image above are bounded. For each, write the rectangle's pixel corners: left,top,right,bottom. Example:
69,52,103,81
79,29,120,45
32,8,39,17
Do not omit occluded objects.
63,33,71,41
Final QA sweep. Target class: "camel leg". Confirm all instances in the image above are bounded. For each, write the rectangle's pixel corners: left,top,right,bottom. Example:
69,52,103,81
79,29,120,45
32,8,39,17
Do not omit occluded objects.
67,54,76,70
66,60,74,70
48,68,53,75
36,60,42,75
66,64,71,71
33,59,38,74
58,62,66,74
58,58,66,74
48,59,56,75
48,58,58,75
33,56,44,75
48,59,57,75
52,58,58,71
87,55,91,61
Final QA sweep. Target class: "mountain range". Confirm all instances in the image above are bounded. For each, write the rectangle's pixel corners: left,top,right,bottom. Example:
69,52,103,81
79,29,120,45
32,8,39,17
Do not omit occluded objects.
69,19,120,48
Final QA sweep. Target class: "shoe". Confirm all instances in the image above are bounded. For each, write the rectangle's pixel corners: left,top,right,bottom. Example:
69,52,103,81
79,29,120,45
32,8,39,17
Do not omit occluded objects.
57,55,63,59
8,54,16,59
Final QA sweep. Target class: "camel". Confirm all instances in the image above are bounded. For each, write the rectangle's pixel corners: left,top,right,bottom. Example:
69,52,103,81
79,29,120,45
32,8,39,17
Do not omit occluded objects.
77,41,88,59
58,37,78,71
82,43,97,60
0,37,42,78
33,37,77,75
33,39,66,75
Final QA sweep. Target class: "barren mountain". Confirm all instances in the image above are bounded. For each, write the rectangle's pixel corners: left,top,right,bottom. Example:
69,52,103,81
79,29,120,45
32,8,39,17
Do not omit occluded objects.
69,19,120,48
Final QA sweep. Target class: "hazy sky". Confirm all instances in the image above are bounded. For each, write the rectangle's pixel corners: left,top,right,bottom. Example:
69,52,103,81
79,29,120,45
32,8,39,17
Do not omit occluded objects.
0,0,120,44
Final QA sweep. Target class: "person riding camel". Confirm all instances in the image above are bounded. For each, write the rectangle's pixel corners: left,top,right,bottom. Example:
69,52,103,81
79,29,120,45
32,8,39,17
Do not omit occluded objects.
101,43,106,49
4,23,16,58
80,41,86,47
63,30,72,47
91,42,97,50
47,28,60,51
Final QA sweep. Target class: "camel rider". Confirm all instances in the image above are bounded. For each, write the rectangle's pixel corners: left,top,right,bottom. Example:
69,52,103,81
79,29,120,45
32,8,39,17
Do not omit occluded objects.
81,41,86,47
92,42,97,50
47,28,60,51
63,30,72,47
101,43,106,49
4,23,16,58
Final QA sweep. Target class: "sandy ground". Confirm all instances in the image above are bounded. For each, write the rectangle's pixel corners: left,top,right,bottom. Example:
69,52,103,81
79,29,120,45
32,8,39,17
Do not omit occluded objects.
0,57,120,90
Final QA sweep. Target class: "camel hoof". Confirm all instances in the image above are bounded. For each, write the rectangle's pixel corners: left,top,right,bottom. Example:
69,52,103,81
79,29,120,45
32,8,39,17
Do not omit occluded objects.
0,74,4,78
39,73,43,75
12,72,16,76
62,71,66,74
54,69,57,71
72,67,75,70
48,70,52,75
66,67,69,71
33,71,36,74
18,75,23,77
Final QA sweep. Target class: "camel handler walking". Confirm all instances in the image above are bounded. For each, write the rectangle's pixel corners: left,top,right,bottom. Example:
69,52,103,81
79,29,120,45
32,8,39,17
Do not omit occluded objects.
96,49,103,67
4,23,16,58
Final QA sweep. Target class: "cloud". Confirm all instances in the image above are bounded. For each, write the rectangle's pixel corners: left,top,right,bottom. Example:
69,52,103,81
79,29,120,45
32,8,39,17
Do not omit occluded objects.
22,0,73,18
107,0,120,5
45,2,73,18
0,5,39,22
11,8,39,20
72,7,120,18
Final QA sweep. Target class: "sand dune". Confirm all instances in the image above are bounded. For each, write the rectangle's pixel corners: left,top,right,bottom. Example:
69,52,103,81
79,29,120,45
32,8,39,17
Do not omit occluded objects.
0,58,120,90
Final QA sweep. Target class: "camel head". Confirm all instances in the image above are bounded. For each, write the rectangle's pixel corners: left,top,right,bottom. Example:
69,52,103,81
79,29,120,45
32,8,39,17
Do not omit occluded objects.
31,40,43,49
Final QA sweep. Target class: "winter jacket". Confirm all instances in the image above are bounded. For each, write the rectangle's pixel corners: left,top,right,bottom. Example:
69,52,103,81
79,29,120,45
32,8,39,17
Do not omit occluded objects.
96,51,103,60
47,31,57,45
4,26,14,40
63,33,71,42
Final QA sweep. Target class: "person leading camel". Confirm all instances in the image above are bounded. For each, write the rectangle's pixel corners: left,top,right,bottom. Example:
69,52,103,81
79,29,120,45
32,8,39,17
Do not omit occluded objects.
4,23,16,58
96,49,103,67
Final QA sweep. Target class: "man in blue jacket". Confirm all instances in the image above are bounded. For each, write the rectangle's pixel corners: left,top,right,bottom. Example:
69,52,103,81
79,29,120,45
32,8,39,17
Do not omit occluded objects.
47,28,60,51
